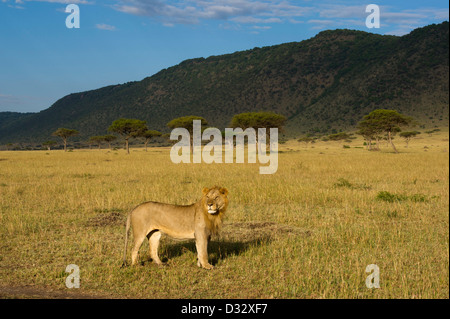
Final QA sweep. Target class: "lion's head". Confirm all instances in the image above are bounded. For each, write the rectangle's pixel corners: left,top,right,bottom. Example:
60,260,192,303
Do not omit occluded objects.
202,186,229,216
201,186,229,235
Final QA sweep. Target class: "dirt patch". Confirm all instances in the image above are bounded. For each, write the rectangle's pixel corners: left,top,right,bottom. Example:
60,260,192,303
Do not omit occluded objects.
219,221,311,241
86,212,125,227
0,285,118,299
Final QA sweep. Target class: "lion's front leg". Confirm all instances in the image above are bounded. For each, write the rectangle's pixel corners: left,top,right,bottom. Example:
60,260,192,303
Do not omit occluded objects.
195,231,213,270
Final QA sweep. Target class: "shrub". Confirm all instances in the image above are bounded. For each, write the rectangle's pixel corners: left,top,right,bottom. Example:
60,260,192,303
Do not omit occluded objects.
376,191,408,202
376,191,429,203
409,194,429,202
334,178,353,188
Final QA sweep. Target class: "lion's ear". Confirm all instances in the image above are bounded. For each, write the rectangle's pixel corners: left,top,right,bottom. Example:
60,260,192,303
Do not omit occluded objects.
219,187,228,196
202,187,210,195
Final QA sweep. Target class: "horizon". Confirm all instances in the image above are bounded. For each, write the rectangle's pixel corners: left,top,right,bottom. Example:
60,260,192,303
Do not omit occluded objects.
0,0,448,113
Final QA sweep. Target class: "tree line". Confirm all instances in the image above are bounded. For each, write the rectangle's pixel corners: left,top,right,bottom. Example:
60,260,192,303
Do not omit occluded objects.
49,112,287,153
297,109,420,152
47,109,421,153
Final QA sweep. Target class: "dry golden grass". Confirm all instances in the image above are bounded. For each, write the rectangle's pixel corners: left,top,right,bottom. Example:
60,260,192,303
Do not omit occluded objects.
0,131,448,298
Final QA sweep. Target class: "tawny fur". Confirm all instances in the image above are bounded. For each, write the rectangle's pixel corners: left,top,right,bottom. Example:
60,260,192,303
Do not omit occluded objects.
122,186,229,270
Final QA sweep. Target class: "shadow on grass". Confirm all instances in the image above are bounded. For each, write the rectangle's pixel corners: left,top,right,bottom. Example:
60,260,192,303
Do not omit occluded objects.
153,221,310,266
159,235,273,266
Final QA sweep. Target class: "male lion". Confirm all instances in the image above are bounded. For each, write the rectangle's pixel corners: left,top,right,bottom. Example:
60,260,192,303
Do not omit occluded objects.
122,186,229,270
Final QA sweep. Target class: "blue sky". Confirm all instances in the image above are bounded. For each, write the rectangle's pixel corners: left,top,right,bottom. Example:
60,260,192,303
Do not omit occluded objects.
0,0,448,113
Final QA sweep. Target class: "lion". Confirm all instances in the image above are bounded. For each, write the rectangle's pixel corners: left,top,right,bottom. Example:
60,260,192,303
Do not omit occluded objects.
122,186,229,270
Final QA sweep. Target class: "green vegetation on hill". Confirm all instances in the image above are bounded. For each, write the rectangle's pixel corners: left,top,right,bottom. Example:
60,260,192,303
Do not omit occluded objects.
0,22,448,144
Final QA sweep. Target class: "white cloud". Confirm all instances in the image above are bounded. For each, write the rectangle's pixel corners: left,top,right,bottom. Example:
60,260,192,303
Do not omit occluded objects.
112,0,310,25
251,25,271,30
312,4,449,34
1,0,24,8
231,16,282,24
288,19,304,24
114,5,144,15
1,0,93,6
4,0,447,34
95,23,116,31
110,0,447,34
27,0,91,3
319,5,366,19
308,19,335,25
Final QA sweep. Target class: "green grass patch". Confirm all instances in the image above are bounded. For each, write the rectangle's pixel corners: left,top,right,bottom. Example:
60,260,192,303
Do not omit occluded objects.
333,178,371,190
376,191,431,203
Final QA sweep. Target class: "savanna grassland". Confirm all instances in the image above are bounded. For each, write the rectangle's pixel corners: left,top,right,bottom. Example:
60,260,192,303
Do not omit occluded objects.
0,132,448,299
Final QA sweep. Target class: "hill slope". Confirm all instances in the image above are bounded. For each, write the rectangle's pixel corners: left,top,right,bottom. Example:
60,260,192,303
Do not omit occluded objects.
0,22,448,144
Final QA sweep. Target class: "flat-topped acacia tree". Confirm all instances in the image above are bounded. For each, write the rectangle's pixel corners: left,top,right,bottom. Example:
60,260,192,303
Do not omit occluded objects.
400,131,421,148
42,140,57,151
167,116,208,151
102,135,117,150
108,118,147,154
328,132,350,142
230,111,286,150
52,128,79,152
167,115,208,133
357,117,383,151
89,136,104,149
230,111,286,132
138,130,162,151
357,109,414,153
88,135,118,150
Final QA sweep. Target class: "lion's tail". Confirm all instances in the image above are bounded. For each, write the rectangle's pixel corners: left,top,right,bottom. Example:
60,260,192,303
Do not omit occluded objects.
121,213,132,267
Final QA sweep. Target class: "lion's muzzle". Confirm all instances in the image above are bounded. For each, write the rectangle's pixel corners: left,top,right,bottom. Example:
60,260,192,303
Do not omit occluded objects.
207,204,218,214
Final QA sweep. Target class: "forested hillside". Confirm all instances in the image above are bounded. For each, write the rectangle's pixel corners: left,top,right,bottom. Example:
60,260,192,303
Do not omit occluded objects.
0,22,448,144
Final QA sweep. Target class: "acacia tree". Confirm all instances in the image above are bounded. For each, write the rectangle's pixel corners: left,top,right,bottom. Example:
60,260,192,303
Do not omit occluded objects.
399,131,420,147
52,128,79,152
425,128,440,137
230,111,286,149
231,112,286,131
89,135,117,149
356,118,383,151
138,130,162,151
167,116,208,151
42,140,56,151
102,135,117,150
167,115,208,133
89,136,104,149
108,118,147,154
328,132,350,142
361,109,414,153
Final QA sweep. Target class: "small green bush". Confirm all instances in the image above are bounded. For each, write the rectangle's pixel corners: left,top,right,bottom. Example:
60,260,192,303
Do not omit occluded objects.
334,178,353,188
376,191,408,202
334,178,372,190
409,194,429,202
376,191,429,203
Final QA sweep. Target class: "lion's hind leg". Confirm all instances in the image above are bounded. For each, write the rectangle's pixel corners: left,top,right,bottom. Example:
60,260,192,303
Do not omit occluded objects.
131,233,146,266
147,230,164,265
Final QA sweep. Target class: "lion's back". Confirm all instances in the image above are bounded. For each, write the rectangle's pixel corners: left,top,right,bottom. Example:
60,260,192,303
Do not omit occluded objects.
130,201,197,239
